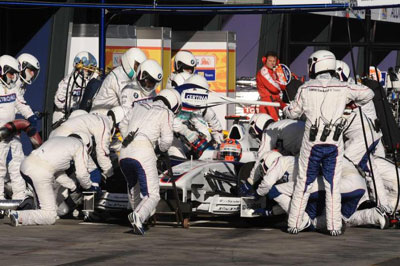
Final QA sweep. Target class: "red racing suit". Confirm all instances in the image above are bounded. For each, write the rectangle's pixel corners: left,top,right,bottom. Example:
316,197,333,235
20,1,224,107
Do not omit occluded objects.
256,65,287,121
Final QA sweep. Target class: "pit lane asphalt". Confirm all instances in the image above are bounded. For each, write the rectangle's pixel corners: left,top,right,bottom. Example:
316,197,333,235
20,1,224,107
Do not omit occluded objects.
0,216,399,266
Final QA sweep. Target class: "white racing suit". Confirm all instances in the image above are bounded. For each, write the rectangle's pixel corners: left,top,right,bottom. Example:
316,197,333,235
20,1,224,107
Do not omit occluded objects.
283,73,374,232
53,71,92,125
343,100,390,210
91,66,153,115
16,137,92,225
0,83,35,200
169,108,222,159
374,156,400,211
49,113,113,177
119,100,174,224
248,119,305,186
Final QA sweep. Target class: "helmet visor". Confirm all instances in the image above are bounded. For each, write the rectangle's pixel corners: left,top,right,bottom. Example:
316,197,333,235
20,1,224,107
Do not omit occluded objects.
139,73,158,93
21,62,40,83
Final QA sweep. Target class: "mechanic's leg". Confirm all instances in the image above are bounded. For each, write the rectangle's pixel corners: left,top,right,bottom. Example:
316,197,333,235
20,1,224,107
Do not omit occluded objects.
0,141,11,200
374,139,385,158
358,140,391,211
287,142,321,232
8,137,27,200
345,207,388,229
268,182,295,213
375,157,400,211
120,158,141,211
321,144,342,232
269,183,312,228
134,156,160,224
16,171,57,225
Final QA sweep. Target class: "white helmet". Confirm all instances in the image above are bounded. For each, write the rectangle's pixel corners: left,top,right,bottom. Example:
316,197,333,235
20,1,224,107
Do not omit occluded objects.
154,88,182,114
167,72,193,89
0,55,20,88
261,150,282,173
336,60,350,82
70,131,93,153
73,51,97,80
174,50,197,74
107,106,127,127
184,74,209,90
69,109,88,118
17,53,40,85
308,50,336,79
121,48,147,80
137,59,163,96
249,113,274,140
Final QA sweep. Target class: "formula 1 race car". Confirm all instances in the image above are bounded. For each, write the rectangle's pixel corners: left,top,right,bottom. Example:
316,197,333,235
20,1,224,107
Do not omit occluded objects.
81,116,265,225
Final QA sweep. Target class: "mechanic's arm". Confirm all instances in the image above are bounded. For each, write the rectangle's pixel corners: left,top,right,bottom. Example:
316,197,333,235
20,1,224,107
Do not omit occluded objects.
347,83,375,107
94,120,113,177
283,86,304,119
73,144,92,190
202,108,223,143
15,94,34,119
190,115,212,141
54,78,68,110
159,110,174,152
118,107,133,139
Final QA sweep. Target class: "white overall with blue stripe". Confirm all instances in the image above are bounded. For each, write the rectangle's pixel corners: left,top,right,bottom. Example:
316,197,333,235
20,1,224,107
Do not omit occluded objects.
0,82,34,200
284,73,374,232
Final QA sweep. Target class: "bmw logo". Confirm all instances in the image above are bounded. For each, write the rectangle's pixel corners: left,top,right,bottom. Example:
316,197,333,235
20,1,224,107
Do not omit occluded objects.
158,73,162,79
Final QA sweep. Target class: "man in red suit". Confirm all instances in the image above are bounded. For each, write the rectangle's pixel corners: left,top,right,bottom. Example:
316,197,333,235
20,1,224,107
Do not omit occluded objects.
256,51,287,121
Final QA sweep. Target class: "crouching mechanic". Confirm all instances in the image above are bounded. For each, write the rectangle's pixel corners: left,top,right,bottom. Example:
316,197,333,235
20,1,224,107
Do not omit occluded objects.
119,88,182,235
0,55,39,200
50,106,126,182
283,50,374,236
8,132,96,226
253,151,389,231
240,113,305,195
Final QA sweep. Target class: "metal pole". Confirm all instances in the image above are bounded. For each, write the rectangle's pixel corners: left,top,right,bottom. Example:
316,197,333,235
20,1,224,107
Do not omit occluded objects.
346,13,357,83
99,0,105,75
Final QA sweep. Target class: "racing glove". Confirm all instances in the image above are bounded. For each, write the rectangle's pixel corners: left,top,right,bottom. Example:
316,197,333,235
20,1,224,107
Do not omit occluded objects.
211,131,224,144
238,180,255,197
27,115,39,128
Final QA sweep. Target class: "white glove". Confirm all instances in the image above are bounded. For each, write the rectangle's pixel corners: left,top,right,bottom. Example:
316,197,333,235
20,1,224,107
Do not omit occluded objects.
211,131,224,144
